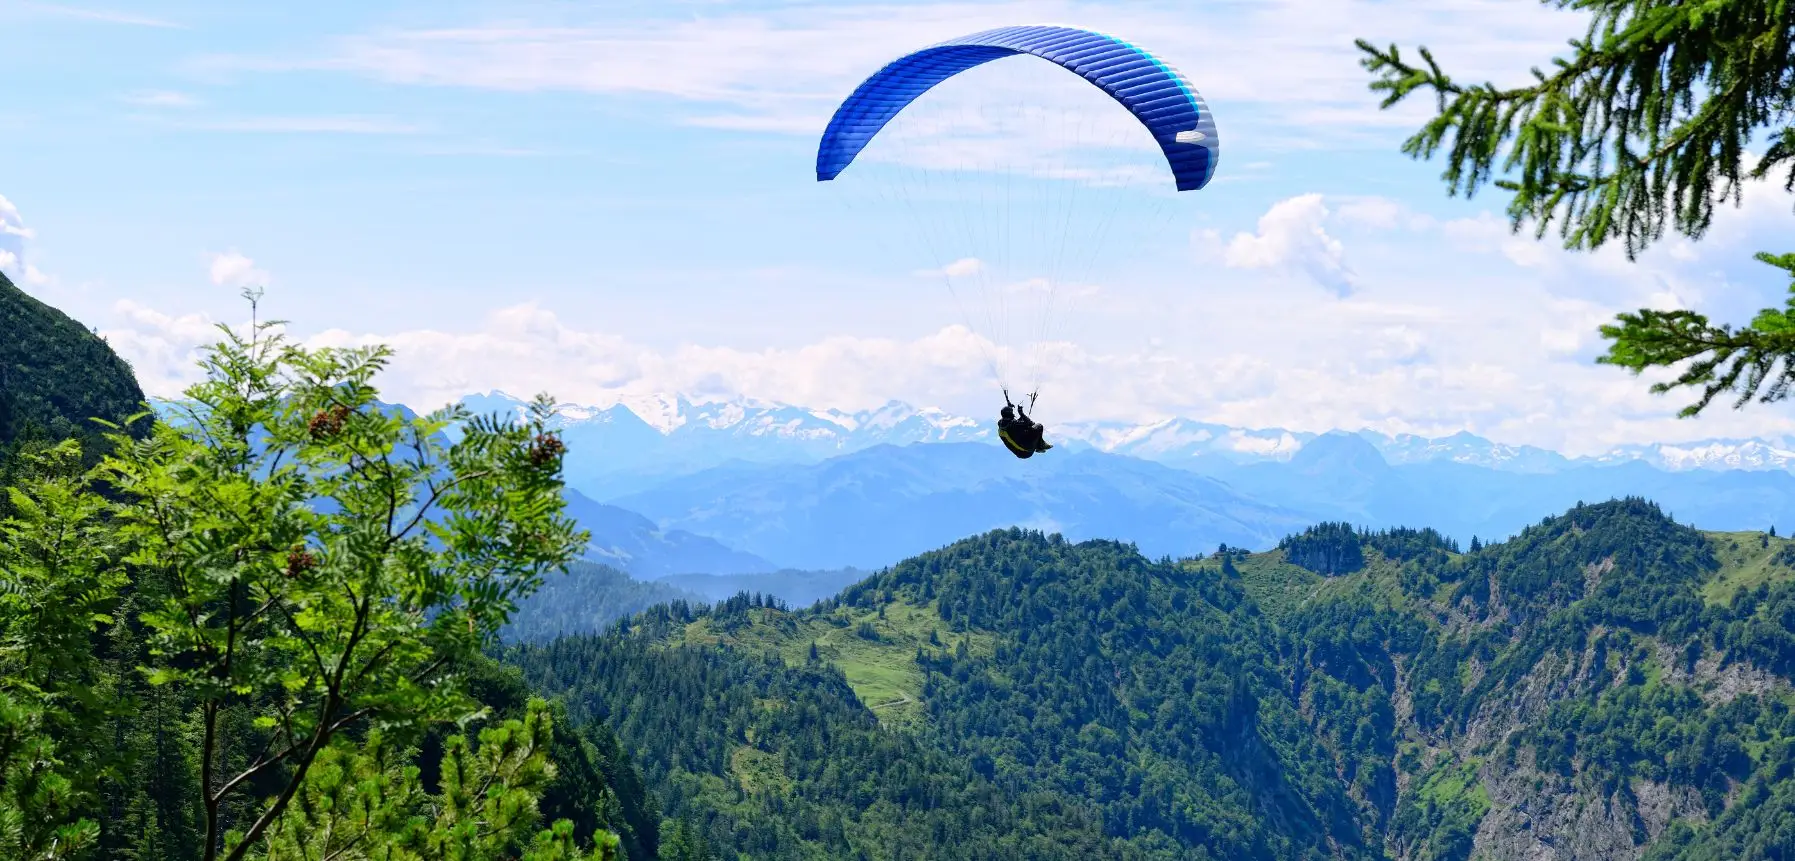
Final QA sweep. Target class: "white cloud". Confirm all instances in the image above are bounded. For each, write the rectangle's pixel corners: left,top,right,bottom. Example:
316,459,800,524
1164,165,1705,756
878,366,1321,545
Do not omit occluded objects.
14,1,183,28
100,300,228,395
924,257,984,278
1333,195,1427,231
0,196,34,239
1221,193,1359,296
86,280,1792,460
205,0,1590,160
207,251,268,288
0,195,35,282
1439,211,1556,268
78,178,1783,458
186,116,425,134
123,89,201,108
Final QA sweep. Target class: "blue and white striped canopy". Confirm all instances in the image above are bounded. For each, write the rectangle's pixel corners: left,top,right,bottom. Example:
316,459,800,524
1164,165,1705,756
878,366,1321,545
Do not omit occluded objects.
816,25,1219,192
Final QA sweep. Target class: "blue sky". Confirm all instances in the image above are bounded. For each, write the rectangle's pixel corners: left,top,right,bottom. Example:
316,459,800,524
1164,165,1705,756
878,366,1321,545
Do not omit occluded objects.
4,0,1794,455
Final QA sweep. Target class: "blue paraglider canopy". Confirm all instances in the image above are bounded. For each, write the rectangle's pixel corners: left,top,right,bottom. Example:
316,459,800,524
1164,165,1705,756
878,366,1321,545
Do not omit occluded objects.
816,24,1219,191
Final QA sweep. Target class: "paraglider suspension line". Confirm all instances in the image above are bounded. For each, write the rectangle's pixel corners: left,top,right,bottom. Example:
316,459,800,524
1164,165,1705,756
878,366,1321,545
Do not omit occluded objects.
1002,388,1038,413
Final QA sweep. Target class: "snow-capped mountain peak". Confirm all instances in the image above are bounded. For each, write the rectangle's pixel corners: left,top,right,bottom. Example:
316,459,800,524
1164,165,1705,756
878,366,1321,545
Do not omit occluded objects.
1598,439,1795,472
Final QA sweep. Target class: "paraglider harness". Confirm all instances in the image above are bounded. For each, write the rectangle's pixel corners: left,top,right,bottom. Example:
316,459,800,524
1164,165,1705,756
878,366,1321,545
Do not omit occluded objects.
997,390,1050,459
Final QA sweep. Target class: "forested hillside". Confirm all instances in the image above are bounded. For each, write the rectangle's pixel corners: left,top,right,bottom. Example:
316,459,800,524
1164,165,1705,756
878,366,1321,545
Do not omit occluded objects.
507,533,1370,860
504,502,1795,861
0,270,144,451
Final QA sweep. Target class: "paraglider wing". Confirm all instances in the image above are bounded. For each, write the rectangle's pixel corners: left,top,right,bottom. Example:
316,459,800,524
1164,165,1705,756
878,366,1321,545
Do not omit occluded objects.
816,25,1219,191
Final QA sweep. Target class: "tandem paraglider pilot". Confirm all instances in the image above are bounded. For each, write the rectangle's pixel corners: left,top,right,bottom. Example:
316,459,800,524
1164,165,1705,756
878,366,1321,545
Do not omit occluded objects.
997,394,1052,459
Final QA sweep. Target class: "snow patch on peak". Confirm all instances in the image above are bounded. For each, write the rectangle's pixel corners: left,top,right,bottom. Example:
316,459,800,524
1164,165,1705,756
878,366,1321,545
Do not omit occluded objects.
1641,439,1795,472
917,407,978,430
703,401,748,430
811,408,859,432
554,404,590,420
608,393,685,433
1232,430,1303,457
855,400,921,432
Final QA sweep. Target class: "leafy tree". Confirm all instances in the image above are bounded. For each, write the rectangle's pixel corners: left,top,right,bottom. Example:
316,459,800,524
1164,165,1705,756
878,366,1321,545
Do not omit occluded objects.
1357,1,1795,416
96,297,590,860
0,440,126,859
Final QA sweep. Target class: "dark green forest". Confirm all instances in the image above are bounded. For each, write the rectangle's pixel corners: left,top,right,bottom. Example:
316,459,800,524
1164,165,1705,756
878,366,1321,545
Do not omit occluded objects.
0,271,145,453
15,283,1795,860
497,507,1795,861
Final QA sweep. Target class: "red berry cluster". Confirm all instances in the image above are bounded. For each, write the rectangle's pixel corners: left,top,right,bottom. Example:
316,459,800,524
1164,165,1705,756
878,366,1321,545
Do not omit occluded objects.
528,433,566,467
307,404,353,440
285,546,318,579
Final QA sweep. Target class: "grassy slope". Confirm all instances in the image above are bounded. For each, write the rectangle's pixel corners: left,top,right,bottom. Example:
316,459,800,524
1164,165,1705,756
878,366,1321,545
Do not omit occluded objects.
1200,548,1422,622
674,599,993,732
1700,530,1795,604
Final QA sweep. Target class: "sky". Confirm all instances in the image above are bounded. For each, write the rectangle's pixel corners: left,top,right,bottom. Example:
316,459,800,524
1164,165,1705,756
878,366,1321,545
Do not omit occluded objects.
3,0,1794,456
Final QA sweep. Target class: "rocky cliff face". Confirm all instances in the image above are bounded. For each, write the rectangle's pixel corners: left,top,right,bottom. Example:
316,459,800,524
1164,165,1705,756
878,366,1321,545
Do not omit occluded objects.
1448,644,1705,860
1262,506,1795,861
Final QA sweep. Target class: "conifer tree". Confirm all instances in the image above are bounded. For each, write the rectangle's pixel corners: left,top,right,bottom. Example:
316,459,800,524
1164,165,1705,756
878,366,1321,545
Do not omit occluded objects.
1359,2,1795,417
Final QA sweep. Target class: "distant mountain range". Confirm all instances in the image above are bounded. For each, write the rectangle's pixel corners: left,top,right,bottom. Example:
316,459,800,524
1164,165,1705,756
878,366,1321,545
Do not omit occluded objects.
454,391,985,498
657,567,869,609
438,392,1795,573
610,442,1315,570
1203,430,1795,544
451,391,1795,489
590,435,1792,571
561,489,775,578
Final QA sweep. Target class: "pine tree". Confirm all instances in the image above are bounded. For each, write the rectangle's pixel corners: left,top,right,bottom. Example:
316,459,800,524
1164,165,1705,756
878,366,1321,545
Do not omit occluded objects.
1358,3,1795,417
258,699,617,860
